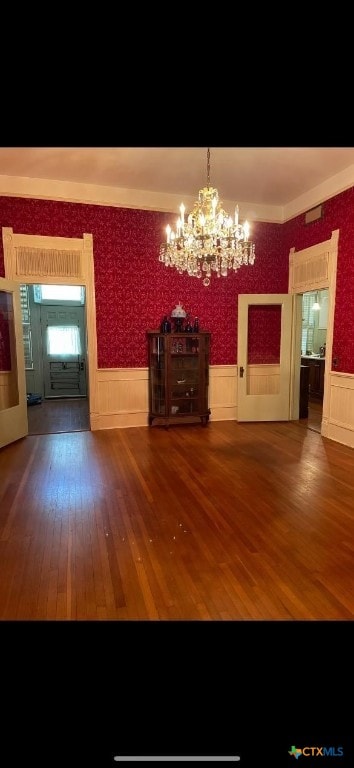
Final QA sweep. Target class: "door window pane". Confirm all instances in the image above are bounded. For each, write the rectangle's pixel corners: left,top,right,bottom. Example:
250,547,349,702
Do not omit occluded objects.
34,285,84,303
46,326,81,355
246,304,282,397
248,305,281,364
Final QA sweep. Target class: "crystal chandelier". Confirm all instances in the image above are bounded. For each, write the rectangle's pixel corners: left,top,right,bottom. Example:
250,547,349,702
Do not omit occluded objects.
159,148,256,287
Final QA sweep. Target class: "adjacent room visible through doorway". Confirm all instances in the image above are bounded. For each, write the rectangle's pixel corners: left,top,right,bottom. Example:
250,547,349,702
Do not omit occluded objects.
22,283,90,435
27,397,89,435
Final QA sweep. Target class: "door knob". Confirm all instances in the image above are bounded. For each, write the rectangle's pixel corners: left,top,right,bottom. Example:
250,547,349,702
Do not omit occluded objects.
239,366,244,378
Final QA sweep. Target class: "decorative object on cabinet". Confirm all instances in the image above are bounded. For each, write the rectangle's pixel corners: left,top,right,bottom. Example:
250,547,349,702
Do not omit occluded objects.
171,302,186,332
158,148,255,286
160,315,171,333
147,330,211,427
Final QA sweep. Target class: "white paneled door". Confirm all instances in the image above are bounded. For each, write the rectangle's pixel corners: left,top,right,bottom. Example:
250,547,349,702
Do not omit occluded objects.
40,306,87,398
237,294,294,422
0,277,28,449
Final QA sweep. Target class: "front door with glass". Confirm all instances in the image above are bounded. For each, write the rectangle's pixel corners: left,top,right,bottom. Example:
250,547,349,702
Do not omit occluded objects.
40,306,87,398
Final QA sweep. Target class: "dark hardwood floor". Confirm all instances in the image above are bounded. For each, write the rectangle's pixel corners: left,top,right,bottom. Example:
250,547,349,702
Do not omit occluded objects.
27,397,89,435
1,418,354,620
300,397,323,434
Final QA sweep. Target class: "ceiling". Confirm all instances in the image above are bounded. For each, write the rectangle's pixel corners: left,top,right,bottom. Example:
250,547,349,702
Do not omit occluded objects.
1,147,354,221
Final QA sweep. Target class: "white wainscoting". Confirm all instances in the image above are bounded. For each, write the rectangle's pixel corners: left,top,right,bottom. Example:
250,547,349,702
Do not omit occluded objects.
324,372,354,449
93,368,148,429
247,364,280,395
209,365,238,421
93,365,238,430
92,366,354,450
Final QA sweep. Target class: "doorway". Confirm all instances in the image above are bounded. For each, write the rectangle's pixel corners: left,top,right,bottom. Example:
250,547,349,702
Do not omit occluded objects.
306,399,322,433
2,227,98,440
300,288,328,433
288,229,338,439
22,283,90,435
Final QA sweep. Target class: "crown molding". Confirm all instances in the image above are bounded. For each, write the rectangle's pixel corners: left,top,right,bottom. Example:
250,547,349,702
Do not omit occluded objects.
0,174,283,222
0,164,353,224
283,163,354,221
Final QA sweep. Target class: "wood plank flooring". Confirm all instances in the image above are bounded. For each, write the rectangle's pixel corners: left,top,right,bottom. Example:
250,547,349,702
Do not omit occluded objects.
27,397,89,435
1,419,354,620
301,397,323,434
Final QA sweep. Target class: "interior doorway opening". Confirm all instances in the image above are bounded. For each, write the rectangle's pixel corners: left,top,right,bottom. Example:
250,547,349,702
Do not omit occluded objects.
289,230,338,440
299,288,328,433
2,227,97,437
22,282,90,435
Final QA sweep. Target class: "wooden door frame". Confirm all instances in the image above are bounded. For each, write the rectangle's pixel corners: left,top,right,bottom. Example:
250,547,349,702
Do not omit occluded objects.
2,227,98,430
288,229,339,435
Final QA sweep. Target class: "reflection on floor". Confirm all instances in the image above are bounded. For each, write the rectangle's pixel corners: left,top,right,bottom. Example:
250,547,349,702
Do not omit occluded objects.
303,397,322,434
27,397,322,436
27,397,89,435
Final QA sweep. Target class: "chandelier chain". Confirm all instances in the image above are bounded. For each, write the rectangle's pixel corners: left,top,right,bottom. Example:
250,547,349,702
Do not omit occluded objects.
207,147,210,189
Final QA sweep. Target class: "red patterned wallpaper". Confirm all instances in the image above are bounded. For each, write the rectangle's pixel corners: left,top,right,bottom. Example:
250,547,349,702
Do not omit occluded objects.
0,188,353,371
282,187,354,374
0,197,285,367
248,306,281,364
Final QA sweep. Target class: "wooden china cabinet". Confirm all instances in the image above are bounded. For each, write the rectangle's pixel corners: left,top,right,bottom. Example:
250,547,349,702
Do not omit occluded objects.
147,331,211,426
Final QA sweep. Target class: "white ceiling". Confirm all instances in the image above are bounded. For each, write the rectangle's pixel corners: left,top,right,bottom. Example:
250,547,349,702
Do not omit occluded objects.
1,146,354,221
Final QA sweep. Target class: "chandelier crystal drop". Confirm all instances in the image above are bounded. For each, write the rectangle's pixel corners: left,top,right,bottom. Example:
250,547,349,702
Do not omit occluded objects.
159,148,256,287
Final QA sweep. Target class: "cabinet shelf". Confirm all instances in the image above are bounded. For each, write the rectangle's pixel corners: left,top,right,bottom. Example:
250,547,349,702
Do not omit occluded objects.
147,331,211,427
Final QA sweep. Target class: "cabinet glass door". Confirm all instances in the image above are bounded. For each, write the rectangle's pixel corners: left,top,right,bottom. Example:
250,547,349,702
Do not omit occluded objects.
203,333,209,412
170,335,199,416
150,335,166,415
